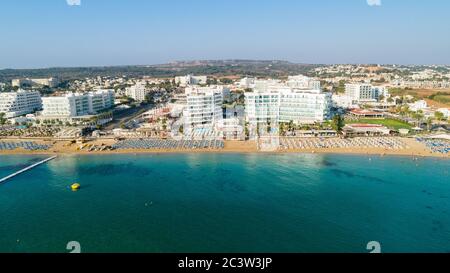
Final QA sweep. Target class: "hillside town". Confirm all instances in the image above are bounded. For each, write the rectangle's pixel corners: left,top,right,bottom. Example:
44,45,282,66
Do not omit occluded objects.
0,63,449,155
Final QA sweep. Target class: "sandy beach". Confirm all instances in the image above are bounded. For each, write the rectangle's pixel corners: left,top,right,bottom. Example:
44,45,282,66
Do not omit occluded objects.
276,138,449,158
0,137,448,158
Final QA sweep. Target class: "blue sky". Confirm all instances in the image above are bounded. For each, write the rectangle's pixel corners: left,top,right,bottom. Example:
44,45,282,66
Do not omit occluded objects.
0,0,449,68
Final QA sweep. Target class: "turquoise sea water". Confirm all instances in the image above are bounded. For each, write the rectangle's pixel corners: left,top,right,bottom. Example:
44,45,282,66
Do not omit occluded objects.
0,153,449,253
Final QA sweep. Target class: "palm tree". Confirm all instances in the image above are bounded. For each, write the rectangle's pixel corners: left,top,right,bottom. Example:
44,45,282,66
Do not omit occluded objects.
244,122,250,140
426,117,433,131
0,112,6,126
412,110,424,126
288,120,294,132
279,123,285,136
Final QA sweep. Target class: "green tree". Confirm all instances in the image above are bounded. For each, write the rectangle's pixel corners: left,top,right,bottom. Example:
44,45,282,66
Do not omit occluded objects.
0,112,6,126
236,93,245,105
426,117,433,131
244,122,249,139
434,111,445,121
335,80,346,94
412,110,424,126
266,119,271,134
288,120,294,131
207,78,218,85
220,78,233,84
331,115,345,133
399,105,410,117
279,123,286,136
145,93,155,104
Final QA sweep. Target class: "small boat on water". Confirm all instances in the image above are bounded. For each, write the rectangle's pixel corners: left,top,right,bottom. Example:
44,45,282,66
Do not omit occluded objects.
71,183,81,191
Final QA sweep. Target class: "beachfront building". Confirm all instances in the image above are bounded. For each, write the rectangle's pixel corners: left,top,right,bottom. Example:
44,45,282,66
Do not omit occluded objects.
245,89,332,124
12,77,59,88
0,90,42,118
125,82,151,102
88,89,115,113
215,117,245,140
40,90,114,125
345,84,388,103
342,124,392,137
279,89,331,123
42,93,89,117
183,86,223,136
42,90,114,117
244,76,332,125
175,75,207,87
349,109,385,118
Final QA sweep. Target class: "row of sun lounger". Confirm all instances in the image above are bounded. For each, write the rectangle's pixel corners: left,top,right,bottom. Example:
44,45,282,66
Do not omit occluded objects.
0,141,53,151
279,137,407,150
0,127,61,137
111,139,225,150
186,130,221,140
416,138,450,154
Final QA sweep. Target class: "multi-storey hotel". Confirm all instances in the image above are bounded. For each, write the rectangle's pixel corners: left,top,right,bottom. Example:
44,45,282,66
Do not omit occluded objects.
88,90,115,113
183,86,223,134
0,90,42,118
345,83,388,103
41,90,114,121
125,82,151,102
244,76,332,125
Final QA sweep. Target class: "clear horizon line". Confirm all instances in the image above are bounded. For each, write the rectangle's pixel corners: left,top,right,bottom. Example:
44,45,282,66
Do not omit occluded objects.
1,60,450,71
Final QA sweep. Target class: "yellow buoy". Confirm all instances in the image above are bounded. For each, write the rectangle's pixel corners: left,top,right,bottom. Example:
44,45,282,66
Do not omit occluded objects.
71,183,80,191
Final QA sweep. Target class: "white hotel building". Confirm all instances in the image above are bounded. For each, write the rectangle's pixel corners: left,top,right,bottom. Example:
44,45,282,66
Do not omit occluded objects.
345,84,389,103
175,75,207,87
125,82,151,102
244,76,332,125
0,90,42,118
183,86,223,134
41,90,114,119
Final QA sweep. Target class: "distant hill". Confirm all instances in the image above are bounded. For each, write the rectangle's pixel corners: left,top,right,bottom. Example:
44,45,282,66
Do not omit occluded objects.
0,60,320,82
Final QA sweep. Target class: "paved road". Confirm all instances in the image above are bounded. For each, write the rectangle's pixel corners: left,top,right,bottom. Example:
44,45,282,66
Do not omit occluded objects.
104,104,155,130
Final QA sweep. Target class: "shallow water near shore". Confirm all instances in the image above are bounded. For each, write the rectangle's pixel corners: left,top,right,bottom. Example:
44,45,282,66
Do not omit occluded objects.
0,153,449,253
